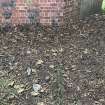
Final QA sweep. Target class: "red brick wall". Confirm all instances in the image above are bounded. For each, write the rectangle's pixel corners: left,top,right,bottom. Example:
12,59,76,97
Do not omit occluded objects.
0,0,65,25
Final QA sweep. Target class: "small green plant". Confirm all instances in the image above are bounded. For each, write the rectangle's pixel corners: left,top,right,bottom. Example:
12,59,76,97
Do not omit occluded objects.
52,64,65,105
0,78,17,105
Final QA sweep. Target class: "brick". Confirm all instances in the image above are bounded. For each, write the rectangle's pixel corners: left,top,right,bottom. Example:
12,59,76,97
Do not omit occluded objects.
0,0,65,25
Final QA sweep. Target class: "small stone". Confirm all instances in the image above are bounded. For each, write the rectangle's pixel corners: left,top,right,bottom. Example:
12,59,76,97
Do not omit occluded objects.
37,102,45,105
53,52,57,56
99,98,104,102
71,65,76,68
96,52,98,55
43,37,47,40
27,50,31,54
3,46,8,49
14,62,18,66
77,86,80,91
49,65,54,68
33,84,41,92
60,34,63,36
40,89,44,93
83,93,87,97
65,67,69,70
27,67,32,76
45,76,50,82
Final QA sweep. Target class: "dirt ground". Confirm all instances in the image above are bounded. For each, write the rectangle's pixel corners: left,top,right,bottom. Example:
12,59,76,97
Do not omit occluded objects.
1,14,105,105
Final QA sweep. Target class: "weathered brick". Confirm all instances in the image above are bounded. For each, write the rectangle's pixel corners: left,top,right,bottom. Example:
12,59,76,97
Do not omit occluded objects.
0,0,65,25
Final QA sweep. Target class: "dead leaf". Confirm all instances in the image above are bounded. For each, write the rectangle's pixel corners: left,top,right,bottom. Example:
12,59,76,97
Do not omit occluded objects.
27,67,32,75
8,95,15,100
32,68,37,73
51,49,57,52
59,48,64,52
14,84,25,89
8,81,15,87
17,88,25,94
36,60,43,65
83,48,89,54
31,91,39,96
14,84,25,94
52,53,57,56
37,102,45,105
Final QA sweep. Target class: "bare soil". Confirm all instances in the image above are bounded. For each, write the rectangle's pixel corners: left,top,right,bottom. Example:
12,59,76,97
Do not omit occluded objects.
1,14,105,105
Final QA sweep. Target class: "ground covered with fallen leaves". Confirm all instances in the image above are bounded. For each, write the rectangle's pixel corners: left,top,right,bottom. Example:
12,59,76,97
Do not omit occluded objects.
1,14,105,105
